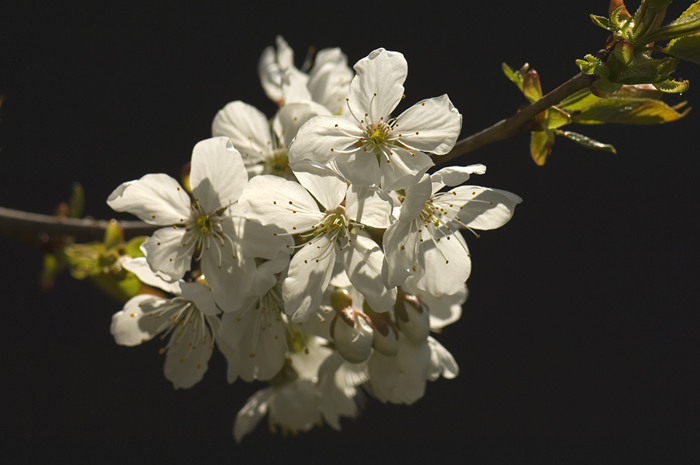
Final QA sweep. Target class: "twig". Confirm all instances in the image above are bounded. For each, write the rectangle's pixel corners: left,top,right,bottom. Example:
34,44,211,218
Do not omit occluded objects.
434,73,597,165
0,206,157,242
0,73,597,241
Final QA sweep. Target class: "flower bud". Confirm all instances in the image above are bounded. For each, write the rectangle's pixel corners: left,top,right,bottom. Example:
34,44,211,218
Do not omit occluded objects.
395,293,430,344
363,301,399,356
330,307,374,363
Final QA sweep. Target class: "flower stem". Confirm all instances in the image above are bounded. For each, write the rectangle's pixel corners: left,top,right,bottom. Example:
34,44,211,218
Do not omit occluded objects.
434,72,597,166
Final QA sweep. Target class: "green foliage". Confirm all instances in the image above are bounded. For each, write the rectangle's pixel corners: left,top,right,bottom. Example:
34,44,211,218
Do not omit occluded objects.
580,1,700,96
570,94,690,124
63,222,146,303
504,54,692,165
554,130,617,153
663,33,700,63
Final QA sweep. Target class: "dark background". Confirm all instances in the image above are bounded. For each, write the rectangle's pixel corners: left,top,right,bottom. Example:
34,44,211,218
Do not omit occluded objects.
1,1,699,463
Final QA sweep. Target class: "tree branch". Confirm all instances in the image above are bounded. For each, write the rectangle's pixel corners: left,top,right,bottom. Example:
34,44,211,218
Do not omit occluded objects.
434,73,597,166
0,73,597,242
0,206,157,242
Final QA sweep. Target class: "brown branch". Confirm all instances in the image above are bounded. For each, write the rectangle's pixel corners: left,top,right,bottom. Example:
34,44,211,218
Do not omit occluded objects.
434,73,597,166
0,206,157,242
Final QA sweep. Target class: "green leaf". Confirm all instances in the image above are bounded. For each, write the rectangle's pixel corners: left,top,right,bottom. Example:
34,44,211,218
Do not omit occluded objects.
89,273,141,303
653,78,690,93
544,107,571,129
502,63,523,91
530,130,554,166
614,84,663,99
615,56,680,84
103,219,124,250
124,236,146,258
522,70,542,103
591,14,617,32
555,130,617,153
663,34,700,64
68,182,84,219
559,89,600,111
576,54,609,77
571,96,690,124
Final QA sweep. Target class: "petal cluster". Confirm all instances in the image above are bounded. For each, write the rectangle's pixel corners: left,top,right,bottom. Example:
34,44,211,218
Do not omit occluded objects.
105,42,522,442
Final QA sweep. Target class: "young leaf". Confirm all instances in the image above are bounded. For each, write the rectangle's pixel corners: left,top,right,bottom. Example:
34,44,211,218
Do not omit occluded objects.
522,70,543,103
530,130,554,166
571,96,690,124
654,78,690,93
502,63,524,91
591,14,617,32
544,107,571,129
555,130,617,153
663,34,700,64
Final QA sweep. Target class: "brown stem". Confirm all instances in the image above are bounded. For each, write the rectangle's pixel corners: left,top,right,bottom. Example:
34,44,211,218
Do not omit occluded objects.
434,73,597,166
0,206,157,242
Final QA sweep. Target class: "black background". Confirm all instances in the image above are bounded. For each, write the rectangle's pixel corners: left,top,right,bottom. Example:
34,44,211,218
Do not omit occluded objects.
1,1,699,463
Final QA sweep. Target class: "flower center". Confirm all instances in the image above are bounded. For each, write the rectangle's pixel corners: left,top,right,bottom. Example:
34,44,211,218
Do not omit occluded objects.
264,148,291,178
366,122,390,148
312,206,347,240
419,200,441,227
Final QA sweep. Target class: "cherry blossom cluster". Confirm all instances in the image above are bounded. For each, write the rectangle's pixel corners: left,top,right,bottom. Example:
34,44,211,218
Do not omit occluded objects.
106,37,522,441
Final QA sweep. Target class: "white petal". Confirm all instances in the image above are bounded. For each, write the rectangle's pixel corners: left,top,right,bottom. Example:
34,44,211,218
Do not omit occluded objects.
342,234,396,314
232,215,293,261
269,379,321,432
215,333,240,384
382,220,421,289
233,388,273,443
308,48,353,115
287,115,363,166
427,336,459,380
163,314,215,389
220,310,287,382
201,243,253,313
273,102,332,147
395,94,462,155
190,137,248,213
379,147,433,192
403,276,467,330
283,235,336,322
348,48,406,120
430,164,486,193
414,230,471,296
179,282,219,316
107,174,190,225
334,150,382,188
397,336,431,382
211,101,272,164
239,175,323,233
367,350,399,403
281,71,312,104
258,44,283,104
399,173,432,223
110,295,163,346
345,185,392,229
291,161,347,210
446,186,522,230
140,227,190,282
121,257,182,295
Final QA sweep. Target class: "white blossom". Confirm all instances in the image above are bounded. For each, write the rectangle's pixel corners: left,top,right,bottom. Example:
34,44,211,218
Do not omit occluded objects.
288,48,462,191
110,258,219,389
383,165,522,295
